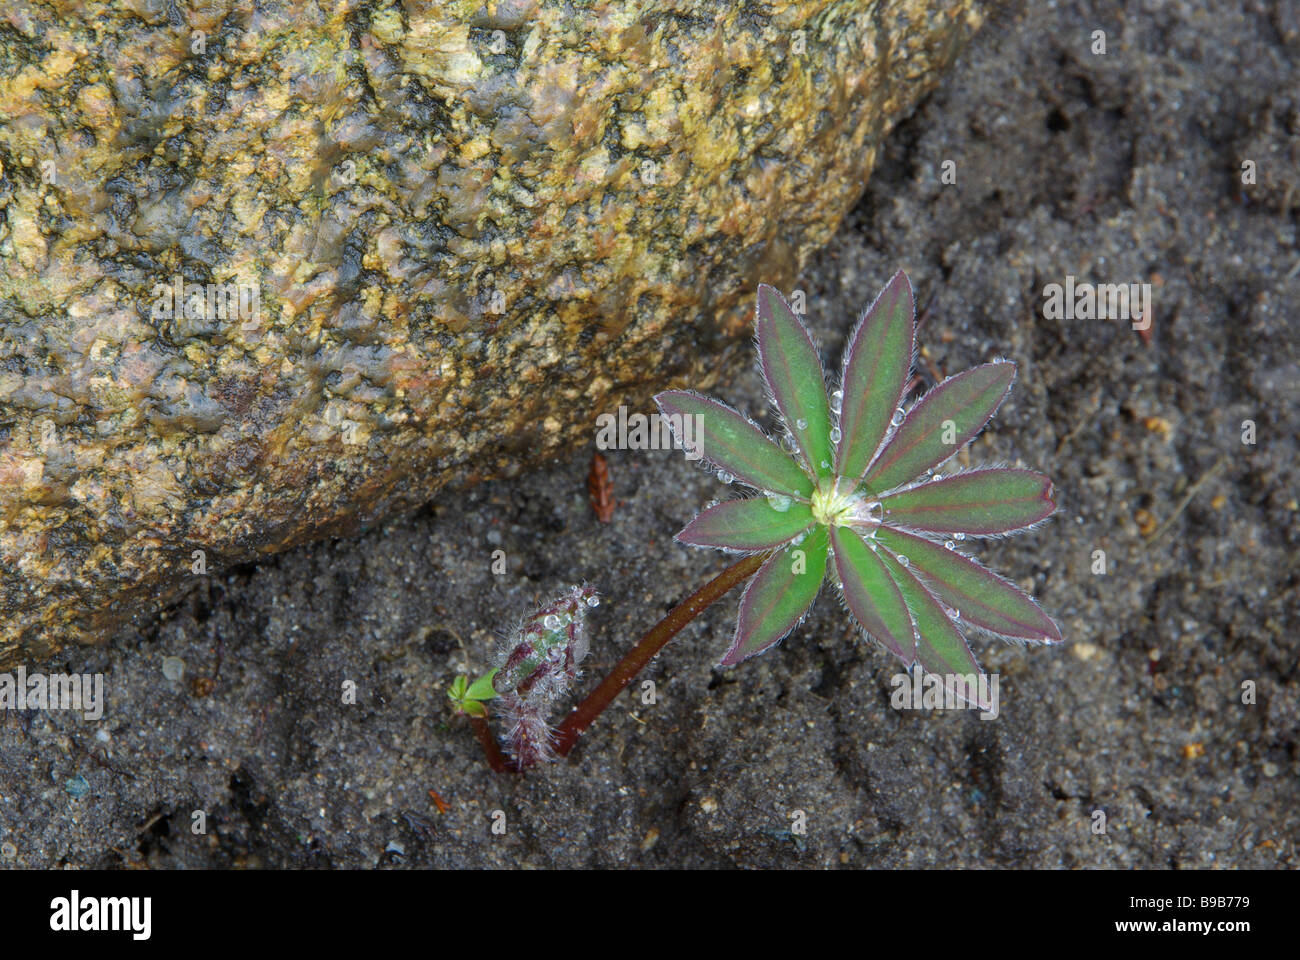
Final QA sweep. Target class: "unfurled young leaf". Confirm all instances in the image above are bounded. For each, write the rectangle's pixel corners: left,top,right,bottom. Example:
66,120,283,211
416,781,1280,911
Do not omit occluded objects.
492,585,599,765
660,271,1061,708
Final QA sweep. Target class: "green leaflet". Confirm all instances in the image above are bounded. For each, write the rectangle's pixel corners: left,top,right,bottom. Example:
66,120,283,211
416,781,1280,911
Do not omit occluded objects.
877,547,991,710
755,285,836,480
656,390,814,498
876,527,1062,643
676,497,815,551
880,468,1055,535
829,527,913,662
720,526,828,666
864,362,1015,495
837,270,914,481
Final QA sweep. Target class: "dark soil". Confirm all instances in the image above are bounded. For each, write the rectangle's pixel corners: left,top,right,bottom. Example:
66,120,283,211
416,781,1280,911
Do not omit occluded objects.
2,0,1296,868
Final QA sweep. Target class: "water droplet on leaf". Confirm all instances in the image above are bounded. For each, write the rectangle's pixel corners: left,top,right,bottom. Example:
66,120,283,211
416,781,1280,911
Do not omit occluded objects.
891,406,905,426
543,614,560,630
767,493,792,513
897,554,909,567
829,390,843,414
795,418,808,431
829,427,842,443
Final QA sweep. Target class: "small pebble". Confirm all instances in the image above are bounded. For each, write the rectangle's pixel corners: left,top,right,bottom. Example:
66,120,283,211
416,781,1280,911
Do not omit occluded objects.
1,841,16,859
162,656,186,681
640,827,660,852
65,775,90,798
1134,508,1157,537
1262,762,1279,778
700,796,719,814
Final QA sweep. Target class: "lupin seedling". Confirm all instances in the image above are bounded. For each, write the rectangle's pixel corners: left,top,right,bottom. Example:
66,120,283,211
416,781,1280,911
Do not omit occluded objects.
446,671,498,719
457,271,1061,771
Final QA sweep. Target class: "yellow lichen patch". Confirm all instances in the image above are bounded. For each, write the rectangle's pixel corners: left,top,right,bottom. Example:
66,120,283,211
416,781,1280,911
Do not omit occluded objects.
0,0,987,665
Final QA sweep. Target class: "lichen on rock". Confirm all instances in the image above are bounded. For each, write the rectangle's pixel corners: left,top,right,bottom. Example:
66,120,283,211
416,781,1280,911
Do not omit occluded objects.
0,0,992,665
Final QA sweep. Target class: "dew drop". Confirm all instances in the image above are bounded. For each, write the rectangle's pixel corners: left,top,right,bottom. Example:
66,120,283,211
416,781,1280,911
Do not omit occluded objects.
791,531,807,546
706,499,720,509
795,418,808,431
767,493,792,513
944,540,955,551
543,614,560,630
953,532,966,541
820,459,830,470
932,473,943,482
718,471,734,484
829,426,842,443
829,390,843,414
891,406,905,426
585,595,600,607
897,554,910,567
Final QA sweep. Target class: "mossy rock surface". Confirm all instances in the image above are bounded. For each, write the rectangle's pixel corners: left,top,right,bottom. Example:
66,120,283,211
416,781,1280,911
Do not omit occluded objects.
0,0,992,664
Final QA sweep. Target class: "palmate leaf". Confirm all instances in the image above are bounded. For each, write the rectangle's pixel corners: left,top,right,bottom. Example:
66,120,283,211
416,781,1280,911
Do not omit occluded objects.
755,285,835,480
880,468,1055,536
829,527,914,662
656,390,813,499
863,362,1016,495
677,497,814,552
720,527,828,666
664,271,1061,688
875,527,1062,644
876,548,993,712
837,270,915,481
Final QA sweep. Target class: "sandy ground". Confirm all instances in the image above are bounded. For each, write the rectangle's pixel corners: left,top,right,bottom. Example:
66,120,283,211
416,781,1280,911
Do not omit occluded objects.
1,0,1296,868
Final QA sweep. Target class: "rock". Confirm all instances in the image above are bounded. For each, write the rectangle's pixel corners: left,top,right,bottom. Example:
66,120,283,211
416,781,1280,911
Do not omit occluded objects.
0,0,993,665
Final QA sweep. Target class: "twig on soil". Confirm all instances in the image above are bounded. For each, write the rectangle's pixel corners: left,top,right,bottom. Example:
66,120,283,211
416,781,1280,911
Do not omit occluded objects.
1146,456,1227,546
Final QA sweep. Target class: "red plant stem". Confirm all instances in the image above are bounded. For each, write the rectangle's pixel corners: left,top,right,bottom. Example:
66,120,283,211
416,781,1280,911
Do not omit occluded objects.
470,713,509,774
551,551,768,758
